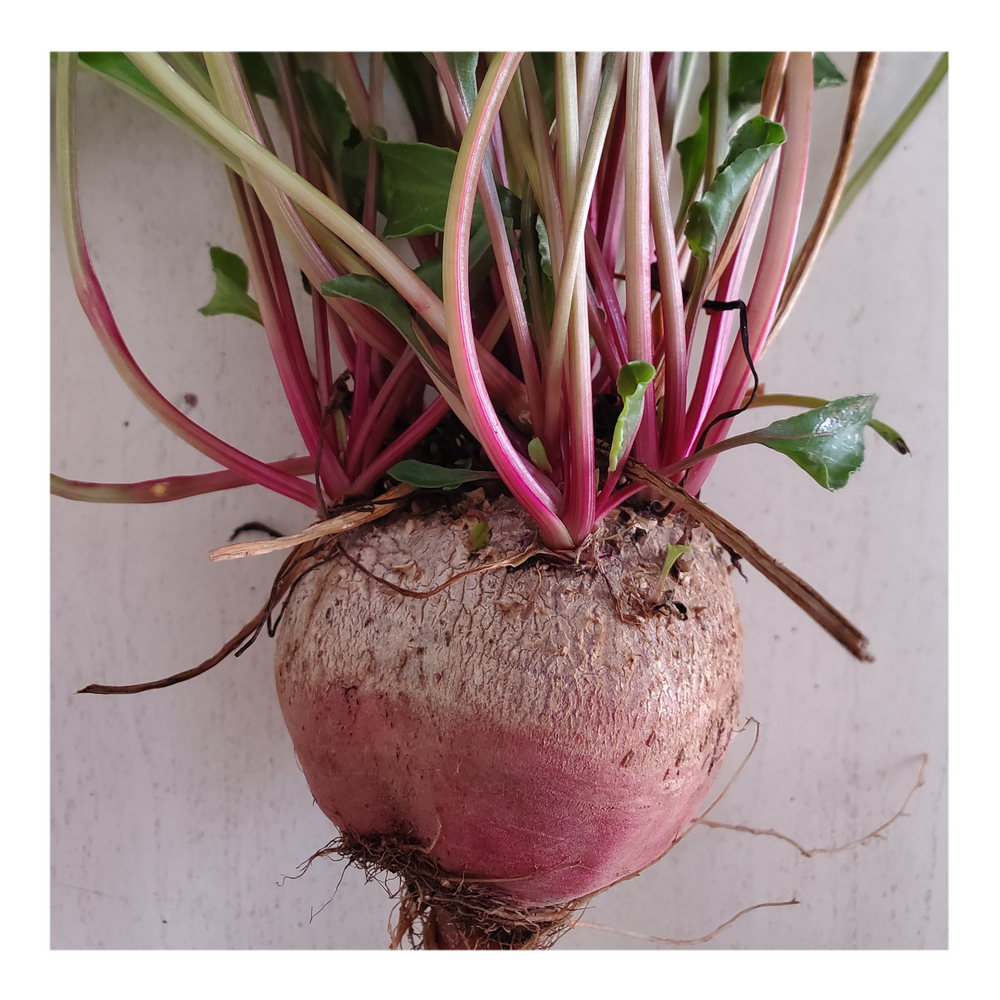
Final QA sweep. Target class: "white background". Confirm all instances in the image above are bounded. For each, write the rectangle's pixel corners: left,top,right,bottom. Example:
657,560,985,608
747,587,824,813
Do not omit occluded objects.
50,52,946,950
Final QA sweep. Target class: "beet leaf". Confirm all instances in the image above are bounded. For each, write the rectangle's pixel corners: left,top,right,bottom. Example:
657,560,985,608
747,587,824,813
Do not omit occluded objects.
198,247,263,325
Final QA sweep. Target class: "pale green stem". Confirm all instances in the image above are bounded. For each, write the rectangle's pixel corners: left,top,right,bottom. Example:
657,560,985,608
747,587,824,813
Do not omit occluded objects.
648,80,687,466
497,71,540,202
541,54,625,450
577,52,604,153
623,52,657,465
168,53,215,102
519,55,565,269
556,52,581,201
659,52,681,175
704,52,729,190
657,428,763,479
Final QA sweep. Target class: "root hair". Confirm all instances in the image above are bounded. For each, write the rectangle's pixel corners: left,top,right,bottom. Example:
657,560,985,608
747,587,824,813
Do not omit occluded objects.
294,831,589,950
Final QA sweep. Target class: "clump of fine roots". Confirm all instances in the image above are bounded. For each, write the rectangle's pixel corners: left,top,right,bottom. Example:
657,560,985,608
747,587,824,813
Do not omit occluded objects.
300,832,588,950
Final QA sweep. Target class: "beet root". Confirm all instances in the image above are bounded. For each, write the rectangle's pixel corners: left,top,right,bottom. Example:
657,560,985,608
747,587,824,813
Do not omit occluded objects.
274,495,742,948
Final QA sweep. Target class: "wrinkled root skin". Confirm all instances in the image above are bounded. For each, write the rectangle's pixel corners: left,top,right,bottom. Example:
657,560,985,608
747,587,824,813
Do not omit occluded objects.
275,495,742,945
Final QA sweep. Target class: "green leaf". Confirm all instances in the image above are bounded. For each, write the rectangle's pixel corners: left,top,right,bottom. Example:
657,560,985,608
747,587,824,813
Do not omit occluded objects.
678,53,841,204
198,247,263,325
238,53,278,100
751,393,910,456
469,517,491,551
320,274,449,385
678,53,770,212
528,437,552,474
661,543,692,578
531,53,557,125
728,52,774,120
319,273,412,337
340,137,371,222
752,394,878,490
685,115,785,262
298,69,357,177
496,186,522,222
388,460,497,491
412,218,497,300
375,139,487,239
385,53,449,146
446,53,479,114
813,53,847,90
534,215,555,324
412,257,444,299
676,90,710,214
535,216,553,279
609,361,656,472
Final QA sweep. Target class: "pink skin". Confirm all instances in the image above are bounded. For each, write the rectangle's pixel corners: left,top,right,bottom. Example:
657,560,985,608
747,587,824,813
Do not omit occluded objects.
278,680,725,907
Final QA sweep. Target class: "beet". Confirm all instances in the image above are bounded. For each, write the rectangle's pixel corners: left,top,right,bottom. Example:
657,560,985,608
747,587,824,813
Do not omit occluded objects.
274,496,742,948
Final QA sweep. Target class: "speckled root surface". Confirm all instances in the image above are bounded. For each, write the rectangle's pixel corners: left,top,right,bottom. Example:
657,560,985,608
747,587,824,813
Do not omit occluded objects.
274,493,743,948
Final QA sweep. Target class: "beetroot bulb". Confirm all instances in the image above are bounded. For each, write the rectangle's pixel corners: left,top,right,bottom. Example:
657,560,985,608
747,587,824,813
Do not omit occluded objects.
275,495,742,947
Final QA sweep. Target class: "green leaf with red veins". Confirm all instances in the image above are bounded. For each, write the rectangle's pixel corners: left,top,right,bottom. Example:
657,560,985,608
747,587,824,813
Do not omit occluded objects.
197,247,263,325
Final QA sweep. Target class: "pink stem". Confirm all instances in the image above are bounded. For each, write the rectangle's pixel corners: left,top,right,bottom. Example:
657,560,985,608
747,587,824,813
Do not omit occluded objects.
52,457,315,504
234,176,350,498
596,92,625,255
54,57,320,509
346,350,418,477
348,396,450,496
329,53,370,136
433,52,546,437
680,146,778,458
443,52,572,549
585,226,628,367
594,478,647,523
326,304,356,372
312,289,334,410
685,53,813,496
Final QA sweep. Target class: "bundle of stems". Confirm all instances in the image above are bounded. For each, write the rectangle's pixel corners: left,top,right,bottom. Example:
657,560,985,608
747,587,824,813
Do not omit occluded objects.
52,51,947,551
